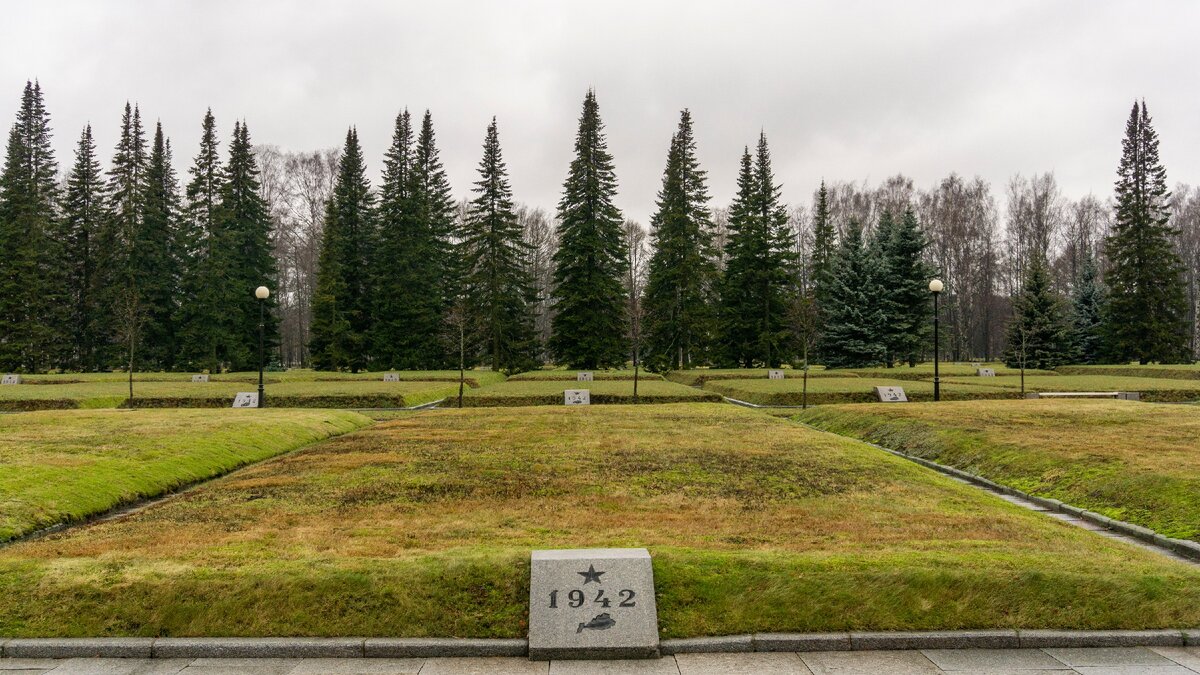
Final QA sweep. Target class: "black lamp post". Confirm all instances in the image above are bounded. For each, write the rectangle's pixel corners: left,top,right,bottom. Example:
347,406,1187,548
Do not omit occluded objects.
929,279,943,401
255,285,269,408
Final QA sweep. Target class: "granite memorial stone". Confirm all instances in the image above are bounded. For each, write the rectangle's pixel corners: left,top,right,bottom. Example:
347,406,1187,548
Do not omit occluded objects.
383,372,400,382
768,369,785,380
564,389,590,405
1,374,21,385
232,392,259,408
528,548,660,660
874,385,908,402
577,372,594,382
191,374,209,383
976,368,995,377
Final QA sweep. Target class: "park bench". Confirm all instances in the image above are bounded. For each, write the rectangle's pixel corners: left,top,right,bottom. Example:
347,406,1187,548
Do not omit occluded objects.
1025,391,1140,401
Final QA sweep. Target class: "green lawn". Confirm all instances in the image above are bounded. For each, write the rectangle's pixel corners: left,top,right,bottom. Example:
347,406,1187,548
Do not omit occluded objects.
0,409,371,542
1057,364,1200,380
506,369,663,381
1,404,1197,637
0,380,462,410
461,379,720,405
940,374,1200,402
846,363,1058,381
703,377,1016,405
796,400,1200,542
16,369,506,388
664,368,838,386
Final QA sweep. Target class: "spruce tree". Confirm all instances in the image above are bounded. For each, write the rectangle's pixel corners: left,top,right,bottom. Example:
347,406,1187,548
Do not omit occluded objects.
372,110,423,367
716,134,793,367
817,222,887,368
310,128,375,371
407,111,456,366
62,125,107,371
1004,255,1069,370
881,209,935,366
810,180,836,301
136,122,183,369
1102,101,1190,363
218,120,278,370
549,90,629,368
642,109,718,371
1069,255,1106,364
459,118,538,373
0,81,65,372
174,109,226,371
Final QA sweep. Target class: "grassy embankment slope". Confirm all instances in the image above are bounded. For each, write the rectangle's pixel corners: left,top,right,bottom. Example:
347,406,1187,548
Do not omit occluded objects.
0,409,371,541
461,379,719,405
1,404,1197,637
797,399,1200,541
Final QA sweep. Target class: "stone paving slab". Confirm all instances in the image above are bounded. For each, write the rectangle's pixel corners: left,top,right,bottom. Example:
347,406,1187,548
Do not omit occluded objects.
1154,648,1200,671
798,650,942,674
1044,646,1177,667
675,652,810,674
921,647,1070,671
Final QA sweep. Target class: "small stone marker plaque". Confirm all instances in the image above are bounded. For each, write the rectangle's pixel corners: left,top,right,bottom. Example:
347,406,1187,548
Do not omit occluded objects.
383,372,400,382
1,374,21,385
976,368,995,377
874,385,908,402
191,374,209,383
564,389,590,405
576,371,593,382
232,392,259,408
768,369,785,380
528,548,659,660
970,361,981,368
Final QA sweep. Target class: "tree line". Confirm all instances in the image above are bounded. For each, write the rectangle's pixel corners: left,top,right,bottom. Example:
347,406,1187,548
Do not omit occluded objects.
0,82,1195,373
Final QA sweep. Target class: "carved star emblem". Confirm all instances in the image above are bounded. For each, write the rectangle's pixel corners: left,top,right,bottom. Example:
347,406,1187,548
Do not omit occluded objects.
578,564,605,584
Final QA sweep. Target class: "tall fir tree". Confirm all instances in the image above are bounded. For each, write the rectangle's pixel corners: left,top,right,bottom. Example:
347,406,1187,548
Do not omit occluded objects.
136,122,183,369
1102,101,1190,363
716,134,793,367
62,124,108,371
1004,255,1070,370
372,110,455,368
817,221,887,368
310,127,375,371
642,109,718,371
1069,255,1106,364
880,209,935,366
218,120,278,370
100,102,148,310
549,90,629,368
809,180,836,298
174,109,226,371
0,81,66,371
459,118,538,373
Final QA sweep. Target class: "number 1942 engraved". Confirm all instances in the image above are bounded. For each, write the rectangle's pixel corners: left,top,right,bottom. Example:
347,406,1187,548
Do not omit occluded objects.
548,588,636,609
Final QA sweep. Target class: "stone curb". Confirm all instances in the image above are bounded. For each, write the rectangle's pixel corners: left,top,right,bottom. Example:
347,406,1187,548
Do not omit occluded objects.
3,633,1199,658
364,638,527,658
801,424,1200,565
660,635,753,654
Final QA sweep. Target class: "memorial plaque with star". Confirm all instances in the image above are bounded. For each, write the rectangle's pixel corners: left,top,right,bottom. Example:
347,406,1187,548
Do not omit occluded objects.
528,548,660,660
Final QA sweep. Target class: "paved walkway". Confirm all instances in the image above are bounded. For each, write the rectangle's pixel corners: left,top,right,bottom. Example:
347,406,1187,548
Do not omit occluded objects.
4,647,1200,674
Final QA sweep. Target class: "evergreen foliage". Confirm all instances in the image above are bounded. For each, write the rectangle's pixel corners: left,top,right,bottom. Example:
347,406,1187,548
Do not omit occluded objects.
1069,255,1106,364
218,120,278,370
716,134,793,367
459,118,538,373
1101,101,1191,363
549,90,629,369
817,222,887,368
310,128,376,371
61,124,107,371
136,122,183,369
1004,256,1070,370
642,109,717,371
879,209,935,366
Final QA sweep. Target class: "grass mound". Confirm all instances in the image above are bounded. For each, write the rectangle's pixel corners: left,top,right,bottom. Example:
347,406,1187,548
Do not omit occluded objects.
0,409,371,542
1,404,1198,637
0,380,461,411
704,377,1016,405
1056,364,1200,381
506,369,663,381
940,375,1200,402
796,399,1200,542
664,368,843,386
461,379,719,406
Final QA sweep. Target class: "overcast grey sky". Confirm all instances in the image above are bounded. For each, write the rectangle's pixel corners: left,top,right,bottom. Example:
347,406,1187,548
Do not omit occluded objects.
3,0,1198,223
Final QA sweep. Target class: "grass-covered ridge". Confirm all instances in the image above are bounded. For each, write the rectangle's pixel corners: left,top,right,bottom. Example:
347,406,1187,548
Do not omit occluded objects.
1056,364,1200,381
462,378,719,405
0,379,461,410
703,377,1016,405
1,404,1198,637
940,374,1200,402
796,399,1200,541
0,408,371,541
506,368,663,381
17,369,506,388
